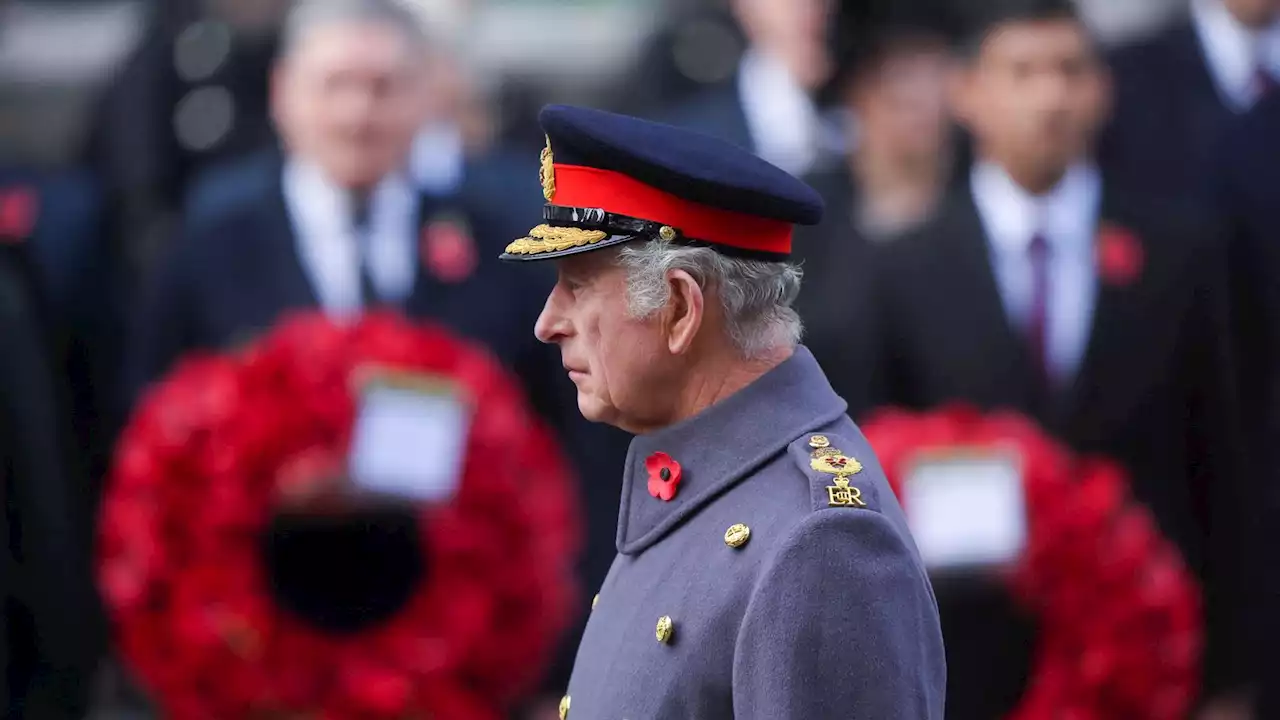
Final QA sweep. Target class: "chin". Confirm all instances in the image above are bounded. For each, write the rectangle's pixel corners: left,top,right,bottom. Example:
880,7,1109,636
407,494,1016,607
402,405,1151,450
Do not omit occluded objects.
575,393,617,426
322,157,389,189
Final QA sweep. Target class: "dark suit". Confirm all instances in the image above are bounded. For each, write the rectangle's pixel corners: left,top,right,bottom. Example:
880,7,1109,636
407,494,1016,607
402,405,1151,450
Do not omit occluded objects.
793,166,876,407
0,169,123,491
1101,19,1235,213
849,182,1249,717
0,238,101,719
1216,92,1280,719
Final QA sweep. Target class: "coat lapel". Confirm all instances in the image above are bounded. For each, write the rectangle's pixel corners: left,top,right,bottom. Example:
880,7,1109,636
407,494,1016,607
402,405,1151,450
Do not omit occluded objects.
934,192,1044,414
1173,21,1235,116
263,180,321,309
1057,187,1142,430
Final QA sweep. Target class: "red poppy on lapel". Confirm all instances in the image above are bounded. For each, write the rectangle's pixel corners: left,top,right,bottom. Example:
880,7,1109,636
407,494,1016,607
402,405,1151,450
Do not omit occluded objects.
1095,222,1143,287
0,186,38,243
645,452,682,502
420,215,477,283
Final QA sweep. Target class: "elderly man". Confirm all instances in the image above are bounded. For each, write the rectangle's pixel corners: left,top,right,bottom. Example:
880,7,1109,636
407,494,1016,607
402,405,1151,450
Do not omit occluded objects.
501,104,946,719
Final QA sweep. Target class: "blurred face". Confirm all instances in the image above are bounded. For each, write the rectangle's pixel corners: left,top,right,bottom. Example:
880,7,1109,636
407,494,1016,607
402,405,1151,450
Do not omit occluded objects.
950,18,1110,189
533,252,682,433
851,44,952,161
732,0,834,89
1221,0,1280,28
272,22,427,190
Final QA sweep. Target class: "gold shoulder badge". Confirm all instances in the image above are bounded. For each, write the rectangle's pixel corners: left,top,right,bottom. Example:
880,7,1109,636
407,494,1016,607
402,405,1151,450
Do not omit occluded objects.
809,445,867,509
539,136,556,202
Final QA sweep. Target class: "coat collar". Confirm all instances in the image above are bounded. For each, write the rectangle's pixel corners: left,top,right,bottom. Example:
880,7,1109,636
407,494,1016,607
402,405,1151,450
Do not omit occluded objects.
616,345,847,556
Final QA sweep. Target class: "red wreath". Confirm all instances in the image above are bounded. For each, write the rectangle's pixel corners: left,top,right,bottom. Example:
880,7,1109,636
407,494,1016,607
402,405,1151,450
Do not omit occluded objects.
98,312,581,719
862,405,1201,720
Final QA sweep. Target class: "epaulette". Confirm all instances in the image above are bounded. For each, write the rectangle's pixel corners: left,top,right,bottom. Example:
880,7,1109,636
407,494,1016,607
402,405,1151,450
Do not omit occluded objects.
787,432,884,514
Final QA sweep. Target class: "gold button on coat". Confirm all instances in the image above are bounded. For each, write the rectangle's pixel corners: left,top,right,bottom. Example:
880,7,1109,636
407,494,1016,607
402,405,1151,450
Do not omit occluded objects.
656,615,674,644
559,694,570,719
724,523,751,548
591,593,599,610
809,434,830,448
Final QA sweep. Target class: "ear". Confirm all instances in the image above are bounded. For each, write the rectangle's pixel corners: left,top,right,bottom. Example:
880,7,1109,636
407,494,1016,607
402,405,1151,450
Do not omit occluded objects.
1094,62,1115,128
663,269,705,356
945,60,976,129
268,61,290,132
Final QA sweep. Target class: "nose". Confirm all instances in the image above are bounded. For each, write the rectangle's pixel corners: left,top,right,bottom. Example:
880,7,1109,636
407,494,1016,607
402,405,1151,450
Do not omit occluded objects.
534,284,572,345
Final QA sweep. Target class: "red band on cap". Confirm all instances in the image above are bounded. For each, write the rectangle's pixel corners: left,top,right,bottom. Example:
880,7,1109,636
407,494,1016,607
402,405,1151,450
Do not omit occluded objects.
551,164,792,255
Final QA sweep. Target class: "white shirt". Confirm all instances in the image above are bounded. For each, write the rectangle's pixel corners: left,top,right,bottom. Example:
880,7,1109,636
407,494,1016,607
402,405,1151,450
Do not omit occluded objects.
410,123,465,197
1191,0,1280,110
737,49,822,177
971,162,1102,383
281,161,419,319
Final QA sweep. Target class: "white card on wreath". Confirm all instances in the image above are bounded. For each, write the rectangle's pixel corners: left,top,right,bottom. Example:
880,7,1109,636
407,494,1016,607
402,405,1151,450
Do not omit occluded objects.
348,373,471,503
901,450,1027,572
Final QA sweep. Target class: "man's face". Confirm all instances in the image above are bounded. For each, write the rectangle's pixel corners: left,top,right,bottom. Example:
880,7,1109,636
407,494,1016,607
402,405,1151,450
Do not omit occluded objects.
272,22,426,189
1221,0,1280,28
732,0,834,89
534,252,676,432
851,44,952,161
951,19,1109,183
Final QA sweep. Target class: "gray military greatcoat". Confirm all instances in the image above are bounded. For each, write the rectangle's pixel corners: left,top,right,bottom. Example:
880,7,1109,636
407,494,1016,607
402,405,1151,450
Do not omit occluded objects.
559,346,946,719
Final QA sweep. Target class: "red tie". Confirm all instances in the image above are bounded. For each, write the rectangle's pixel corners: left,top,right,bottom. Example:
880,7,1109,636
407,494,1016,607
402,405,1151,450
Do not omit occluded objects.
1255,64,1278,100
1027,233,1051,386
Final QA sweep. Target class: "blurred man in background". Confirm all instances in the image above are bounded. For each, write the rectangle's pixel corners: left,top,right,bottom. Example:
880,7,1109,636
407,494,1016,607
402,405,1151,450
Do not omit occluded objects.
795,0,956,403
1103,0,1280,211
817,0,954,243
127,0,541,392
657,0,839,176
843,1,1252,717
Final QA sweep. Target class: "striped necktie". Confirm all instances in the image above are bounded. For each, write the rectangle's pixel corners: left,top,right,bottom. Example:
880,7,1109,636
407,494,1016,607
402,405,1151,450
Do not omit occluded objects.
350,194,380,309
1026,232,1052,391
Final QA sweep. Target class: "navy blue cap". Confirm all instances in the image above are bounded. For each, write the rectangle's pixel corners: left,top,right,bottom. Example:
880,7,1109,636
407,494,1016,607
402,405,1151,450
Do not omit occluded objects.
501,105,825,262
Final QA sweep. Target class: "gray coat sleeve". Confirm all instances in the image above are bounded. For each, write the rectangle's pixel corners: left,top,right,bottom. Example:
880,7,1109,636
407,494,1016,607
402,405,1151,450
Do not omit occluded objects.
732,510,946,719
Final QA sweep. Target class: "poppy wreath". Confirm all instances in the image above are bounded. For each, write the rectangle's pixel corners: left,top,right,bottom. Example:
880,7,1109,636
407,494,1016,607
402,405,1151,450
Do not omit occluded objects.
861,405,1201,720
98,311,581,719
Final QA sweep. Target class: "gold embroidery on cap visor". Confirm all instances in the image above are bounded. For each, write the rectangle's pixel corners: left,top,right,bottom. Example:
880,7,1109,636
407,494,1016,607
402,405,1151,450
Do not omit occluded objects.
504,224,610,256
539,136,556,201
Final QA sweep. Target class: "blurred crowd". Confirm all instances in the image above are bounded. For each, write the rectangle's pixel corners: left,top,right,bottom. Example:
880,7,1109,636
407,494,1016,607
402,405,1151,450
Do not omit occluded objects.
0,0,1277,718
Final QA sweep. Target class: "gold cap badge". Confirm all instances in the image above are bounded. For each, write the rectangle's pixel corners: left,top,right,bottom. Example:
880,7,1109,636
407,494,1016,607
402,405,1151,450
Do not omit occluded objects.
539,136,556,202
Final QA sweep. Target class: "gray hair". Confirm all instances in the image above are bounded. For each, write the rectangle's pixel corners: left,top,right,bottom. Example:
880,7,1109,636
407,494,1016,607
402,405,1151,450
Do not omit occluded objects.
617,241,804,360
280,0,429,57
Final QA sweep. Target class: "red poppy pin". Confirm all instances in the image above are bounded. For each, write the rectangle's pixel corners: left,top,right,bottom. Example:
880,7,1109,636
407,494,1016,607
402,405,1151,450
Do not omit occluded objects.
0,186,38,243
1095,223,1143,287
645,452,682,502
421,215,478,283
